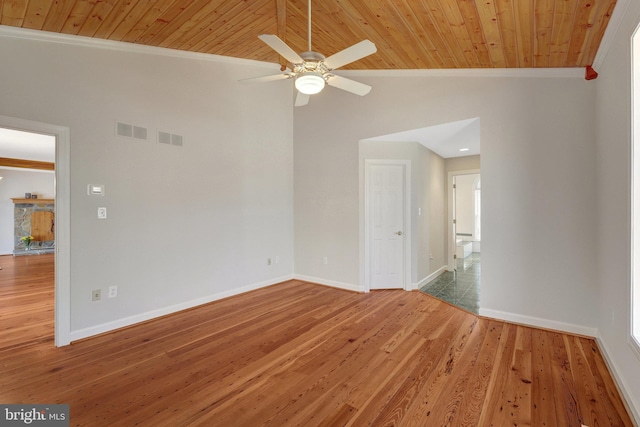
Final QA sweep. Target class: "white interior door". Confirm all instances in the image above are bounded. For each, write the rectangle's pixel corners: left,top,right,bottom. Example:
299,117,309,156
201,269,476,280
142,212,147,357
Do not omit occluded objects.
368,163,405,289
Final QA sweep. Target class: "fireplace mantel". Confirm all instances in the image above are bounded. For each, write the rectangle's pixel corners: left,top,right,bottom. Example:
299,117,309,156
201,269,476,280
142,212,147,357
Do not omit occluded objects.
11,198,54,204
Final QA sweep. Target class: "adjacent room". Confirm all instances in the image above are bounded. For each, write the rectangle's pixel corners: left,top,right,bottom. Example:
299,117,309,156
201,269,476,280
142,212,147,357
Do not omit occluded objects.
0,0,639,425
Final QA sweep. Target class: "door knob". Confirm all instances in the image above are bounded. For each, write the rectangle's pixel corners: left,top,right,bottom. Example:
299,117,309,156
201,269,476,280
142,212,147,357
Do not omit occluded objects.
395,231,403,236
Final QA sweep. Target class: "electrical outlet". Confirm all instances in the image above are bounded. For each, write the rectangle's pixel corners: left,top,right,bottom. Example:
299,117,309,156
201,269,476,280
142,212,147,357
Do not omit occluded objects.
92,289,101,301
97,207,107,219
267,258,272,266
275,256,280,264
323,257,328,265
108,285,118,298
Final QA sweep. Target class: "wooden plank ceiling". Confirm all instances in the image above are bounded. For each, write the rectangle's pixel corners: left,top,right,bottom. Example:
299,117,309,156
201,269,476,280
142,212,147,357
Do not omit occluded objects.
0,0,617,70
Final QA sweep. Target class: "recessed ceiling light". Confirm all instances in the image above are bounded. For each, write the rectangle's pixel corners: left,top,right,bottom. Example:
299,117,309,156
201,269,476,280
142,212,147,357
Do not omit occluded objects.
459,148,470,152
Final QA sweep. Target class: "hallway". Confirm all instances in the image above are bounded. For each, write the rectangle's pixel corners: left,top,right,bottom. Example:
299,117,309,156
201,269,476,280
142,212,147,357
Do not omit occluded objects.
420,253,480,314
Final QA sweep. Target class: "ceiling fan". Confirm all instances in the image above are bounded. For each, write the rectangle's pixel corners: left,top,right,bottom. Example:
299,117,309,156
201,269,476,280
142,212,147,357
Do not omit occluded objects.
239,0,377,107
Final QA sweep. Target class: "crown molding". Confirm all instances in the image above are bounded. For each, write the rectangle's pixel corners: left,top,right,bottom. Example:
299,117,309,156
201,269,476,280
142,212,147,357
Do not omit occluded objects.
593,0,632,71
339,67,584,79
0,25,277,69
0,25,584,79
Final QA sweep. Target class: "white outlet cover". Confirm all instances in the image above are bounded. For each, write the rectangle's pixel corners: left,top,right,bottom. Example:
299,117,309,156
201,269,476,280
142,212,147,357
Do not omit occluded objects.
108,286,117,298
98,207,107,219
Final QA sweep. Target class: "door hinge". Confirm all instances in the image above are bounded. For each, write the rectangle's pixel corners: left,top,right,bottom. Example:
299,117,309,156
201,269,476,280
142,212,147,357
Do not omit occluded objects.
453,184,456,189
453,219,456,224
453,254,457,259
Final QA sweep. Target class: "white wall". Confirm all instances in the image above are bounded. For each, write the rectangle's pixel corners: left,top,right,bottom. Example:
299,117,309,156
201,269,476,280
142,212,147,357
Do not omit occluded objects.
594,0,640,419
0,32,294,337
445,155,481,173
425,147,446,280
0,168,54,254
294,74,597,333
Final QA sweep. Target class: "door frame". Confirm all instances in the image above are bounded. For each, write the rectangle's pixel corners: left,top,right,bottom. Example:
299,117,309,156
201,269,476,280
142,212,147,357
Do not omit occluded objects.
447,168,480,271
0,115,71,346
364,159,412,292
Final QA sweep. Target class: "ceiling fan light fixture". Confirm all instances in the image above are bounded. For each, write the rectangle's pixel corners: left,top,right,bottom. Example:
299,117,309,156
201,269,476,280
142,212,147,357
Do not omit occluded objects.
295,72,325,95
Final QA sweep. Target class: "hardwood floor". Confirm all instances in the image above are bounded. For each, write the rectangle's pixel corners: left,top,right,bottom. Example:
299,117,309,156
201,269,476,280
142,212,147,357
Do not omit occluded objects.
0,254,54,352
0,254,634,426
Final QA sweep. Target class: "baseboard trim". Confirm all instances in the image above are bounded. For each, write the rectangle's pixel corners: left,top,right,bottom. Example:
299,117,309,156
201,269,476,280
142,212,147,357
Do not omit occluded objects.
69,274,294,342
595,335,640,426
294,274,363,293
479,308,598,337
415,265,448,290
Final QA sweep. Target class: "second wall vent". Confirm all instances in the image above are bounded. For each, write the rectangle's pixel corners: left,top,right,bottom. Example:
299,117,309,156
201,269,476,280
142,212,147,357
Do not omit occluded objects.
158,131,172,145
171,134,183,147
133,126,147,140
158,131,184,147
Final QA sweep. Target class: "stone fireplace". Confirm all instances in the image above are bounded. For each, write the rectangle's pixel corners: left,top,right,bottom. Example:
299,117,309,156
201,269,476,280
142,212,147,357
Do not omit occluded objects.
12,198,55,255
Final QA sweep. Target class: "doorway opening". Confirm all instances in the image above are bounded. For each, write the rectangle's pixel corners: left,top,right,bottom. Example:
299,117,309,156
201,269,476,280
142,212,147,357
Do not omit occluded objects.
0,115,70,346
422,170,481,313
360,118,481,301
0,128,55,254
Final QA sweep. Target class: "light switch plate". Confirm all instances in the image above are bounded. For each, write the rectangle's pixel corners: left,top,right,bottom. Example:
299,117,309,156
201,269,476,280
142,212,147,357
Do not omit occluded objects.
88,184,104,196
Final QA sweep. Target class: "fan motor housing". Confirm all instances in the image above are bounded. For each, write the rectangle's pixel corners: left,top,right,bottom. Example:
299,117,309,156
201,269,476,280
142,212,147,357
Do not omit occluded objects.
300,51,326,62
295,51,330,76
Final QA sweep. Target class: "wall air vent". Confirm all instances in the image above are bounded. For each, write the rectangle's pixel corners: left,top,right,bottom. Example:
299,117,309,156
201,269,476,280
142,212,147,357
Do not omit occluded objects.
158,131,184,147
158,131,171,145
116,122,133,138
116,122,148,140
133,126,147,140
171,134,183,147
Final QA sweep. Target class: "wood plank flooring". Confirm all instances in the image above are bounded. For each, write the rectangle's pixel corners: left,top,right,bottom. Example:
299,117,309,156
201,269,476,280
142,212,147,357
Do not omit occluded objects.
0,254,634,426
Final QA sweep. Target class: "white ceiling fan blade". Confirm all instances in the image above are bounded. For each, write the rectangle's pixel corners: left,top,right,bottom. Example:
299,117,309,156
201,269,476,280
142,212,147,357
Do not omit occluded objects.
239,73,291,84
258,34,304,64
323,40,377,70
295,91,310,107
327,75,372,96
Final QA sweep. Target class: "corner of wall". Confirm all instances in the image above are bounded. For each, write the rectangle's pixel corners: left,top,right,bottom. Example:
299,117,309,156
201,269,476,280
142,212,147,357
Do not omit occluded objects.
294,274,364,293
595,333,640,426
